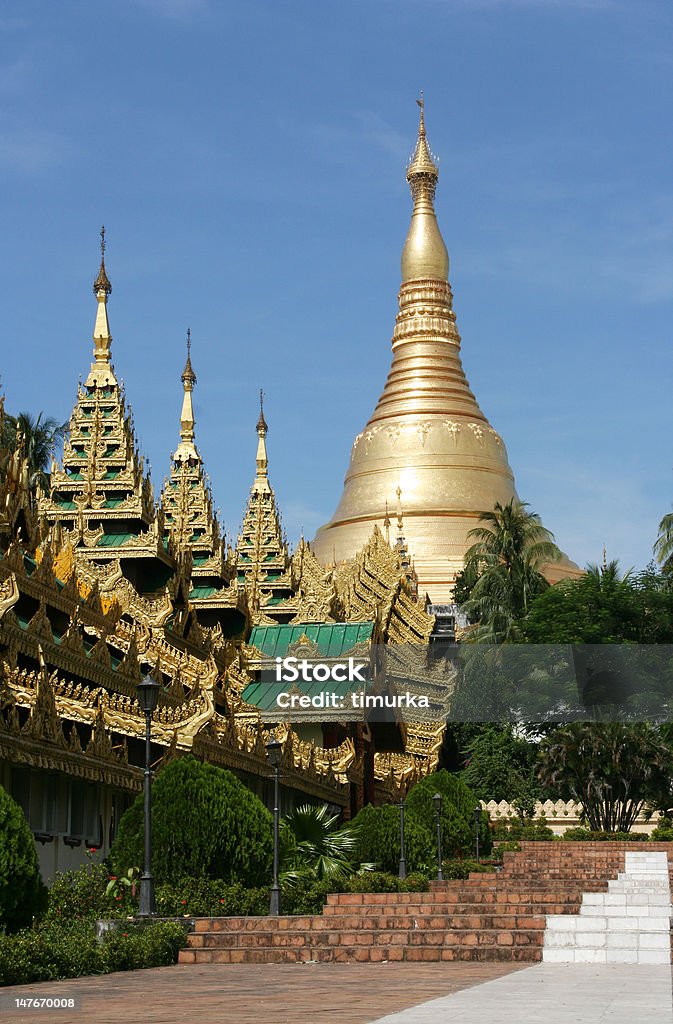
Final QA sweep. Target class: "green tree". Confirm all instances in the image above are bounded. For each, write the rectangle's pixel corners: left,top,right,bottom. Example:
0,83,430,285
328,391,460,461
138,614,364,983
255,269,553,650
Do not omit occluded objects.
404,769,491,858
351,803,434,875
524,562,673,643
459,500,562,642
654,509,673,575
1,411,67,492
280,804,361,882
110,755,273,887
538,723,672,832
0,785,48,932
459,725,542,808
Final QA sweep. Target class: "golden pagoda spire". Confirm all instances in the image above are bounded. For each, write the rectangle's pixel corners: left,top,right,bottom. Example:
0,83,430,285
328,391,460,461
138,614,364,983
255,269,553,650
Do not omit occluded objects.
401,95,449,283
253,389,271,494
314,98,581,599
86,225,118,389
174,329,199,465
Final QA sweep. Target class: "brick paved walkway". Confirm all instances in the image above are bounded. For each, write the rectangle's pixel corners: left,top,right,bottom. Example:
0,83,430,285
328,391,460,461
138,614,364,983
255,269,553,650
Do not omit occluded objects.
0,962,524,1024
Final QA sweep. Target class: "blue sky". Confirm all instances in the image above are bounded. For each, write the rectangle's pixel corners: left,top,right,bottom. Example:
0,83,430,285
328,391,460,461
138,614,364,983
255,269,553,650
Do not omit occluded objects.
1,0,672,572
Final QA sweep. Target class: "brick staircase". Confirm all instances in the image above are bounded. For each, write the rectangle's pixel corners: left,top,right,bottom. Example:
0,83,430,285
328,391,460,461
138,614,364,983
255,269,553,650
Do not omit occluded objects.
178,842,673,966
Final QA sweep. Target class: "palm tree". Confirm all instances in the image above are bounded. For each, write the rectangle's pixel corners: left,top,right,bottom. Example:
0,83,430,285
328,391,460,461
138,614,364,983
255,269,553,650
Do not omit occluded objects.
654,510,673,574
460,499,562,642
2,411,67,493
280,804,362,883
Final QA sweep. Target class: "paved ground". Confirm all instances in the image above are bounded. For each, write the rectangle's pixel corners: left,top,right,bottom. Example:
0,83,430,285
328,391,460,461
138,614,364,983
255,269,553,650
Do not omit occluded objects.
2,962,671,1023
0,962,524,1024
372,964,673,1024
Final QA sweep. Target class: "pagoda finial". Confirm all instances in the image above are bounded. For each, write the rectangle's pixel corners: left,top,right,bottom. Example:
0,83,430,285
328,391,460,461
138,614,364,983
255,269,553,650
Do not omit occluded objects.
401,96,448,283
174,330,198,463
253,391,271,492
93,225,112,296
181,327,196,385
85,225,117,388
417,92,425,136
257,388,267,434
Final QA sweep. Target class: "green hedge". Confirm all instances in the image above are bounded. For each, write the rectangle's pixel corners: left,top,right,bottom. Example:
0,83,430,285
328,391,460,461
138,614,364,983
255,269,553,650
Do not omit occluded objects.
0,785,47,932
352,770,489,873
46,858,135,922
0,921,189,987
560,828,652,842
110,755,273,887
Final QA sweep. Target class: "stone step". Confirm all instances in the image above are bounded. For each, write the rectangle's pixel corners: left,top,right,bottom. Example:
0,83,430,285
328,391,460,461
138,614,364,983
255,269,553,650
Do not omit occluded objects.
187,926,545,950
191,914,546,939
179,942,543,965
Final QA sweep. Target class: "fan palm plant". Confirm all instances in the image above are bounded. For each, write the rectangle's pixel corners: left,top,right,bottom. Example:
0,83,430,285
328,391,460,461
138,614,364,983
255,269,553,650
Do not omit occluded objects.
280,804,363,883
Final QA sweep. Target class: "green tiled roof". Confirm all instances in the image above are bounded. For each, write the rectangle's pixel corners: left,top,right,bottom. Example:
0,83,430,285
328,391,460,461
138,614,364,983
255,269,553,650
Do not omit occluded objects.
190,585,219,599
242,678,356,712
104,499,124,508
249,622,374,659
56,500,77,510
96,532,135,547
103,470,120,480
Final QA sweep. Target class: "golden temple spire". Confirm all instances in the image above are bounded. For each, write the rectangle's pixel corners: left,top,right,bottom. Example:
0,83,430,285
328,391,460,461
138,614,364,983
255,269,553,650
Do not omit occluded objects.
86,225,117,389
174,329,199,464
383,501,391,545
253,390,271,493
401,96,448,283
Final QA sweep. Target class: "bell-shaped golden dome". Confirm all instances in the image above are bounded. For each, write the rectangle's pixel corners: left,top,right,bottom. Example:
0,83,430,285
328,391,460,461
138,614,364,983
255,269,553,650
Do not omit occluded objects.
312,99,579,601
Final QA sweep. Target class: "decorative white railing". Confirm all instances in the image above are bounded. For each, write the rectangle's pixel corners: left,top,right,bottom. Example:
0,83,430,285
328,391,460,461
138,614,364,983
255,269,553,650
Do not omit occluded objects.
480,799,663,836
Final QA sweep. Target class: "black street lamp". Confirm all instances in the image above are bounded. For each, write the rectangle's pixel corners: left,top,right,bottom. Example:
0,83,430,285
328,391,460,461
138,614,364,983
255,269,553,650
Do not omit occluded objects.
432,792,443,881
266,737,283,916
398,797,407,880
136,674,160,918
474,804,482,862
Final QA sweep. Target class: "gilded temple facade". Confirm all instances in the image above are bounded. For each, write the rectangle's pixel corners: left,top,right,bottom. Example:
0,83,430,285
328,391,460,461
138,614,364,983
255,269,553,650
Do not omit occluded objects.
0,227,451,879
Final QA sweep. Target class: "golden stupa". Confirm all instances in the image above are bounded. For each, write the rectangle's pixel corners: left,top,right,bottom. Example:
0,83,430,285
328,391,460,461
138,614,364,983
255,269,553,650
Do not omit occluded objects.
313,99,579,602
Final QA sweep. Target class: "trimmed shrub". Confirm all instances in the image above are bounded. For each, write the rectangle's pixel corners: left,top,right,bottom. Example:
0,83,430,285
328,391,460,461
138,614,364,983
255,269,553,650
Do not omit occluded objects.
561,828,649,842
404,770,492,858
156,878,269,918
351,803,434,874
492,815,555,841
650,818,673,842
46,857,134,922
0,922,98,986
110,755,273,887
441,858,496,880
0,920,188,987
0,784,47,932
99,921,189,973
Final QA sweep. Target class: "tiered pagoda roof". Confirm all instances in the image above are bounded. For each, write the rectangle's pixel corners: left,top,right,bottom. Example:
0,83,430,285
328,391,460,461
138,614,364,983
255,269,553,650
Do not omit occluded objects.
159,332,244,637
40,229,173,596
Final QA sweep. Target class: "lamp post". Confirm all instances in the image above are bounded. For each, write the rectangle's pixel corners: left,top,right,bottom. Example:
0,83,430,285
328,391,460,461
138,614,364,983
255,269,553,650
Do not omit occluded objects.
398,797,407,880
266,738,282,916
432,792,443,881
474,804,482,862
136,674,160,917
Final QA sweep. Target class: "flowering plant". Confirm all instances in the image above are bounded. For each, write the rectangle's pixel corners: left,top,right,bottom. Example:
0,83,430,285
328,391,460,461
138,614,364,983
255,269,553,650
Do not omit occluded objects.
105,866,140,903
